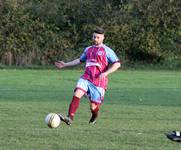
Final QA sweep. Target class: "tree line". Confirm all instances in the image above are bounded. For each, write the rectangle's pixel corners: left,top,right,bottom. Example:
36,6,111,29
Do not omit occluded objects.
0,0,180,68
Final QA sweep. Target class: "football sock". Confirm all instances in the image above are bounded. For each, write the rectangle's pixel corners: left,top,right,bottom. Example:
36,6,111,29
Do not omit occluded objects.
91,106,99,120
68,96,80,120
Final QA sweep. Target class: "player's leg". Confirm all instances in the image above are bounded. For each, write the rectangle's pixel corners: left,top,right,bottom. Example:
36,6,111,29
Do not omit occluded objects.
59,78,88,125
88,84,105,124
59,89,85,125
68,88,85,120
89,102,101,124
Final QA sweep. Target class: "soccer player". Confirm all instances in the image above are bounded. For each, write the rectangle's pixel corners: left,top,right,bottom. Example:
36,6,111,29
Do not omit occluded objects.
55,27,121,125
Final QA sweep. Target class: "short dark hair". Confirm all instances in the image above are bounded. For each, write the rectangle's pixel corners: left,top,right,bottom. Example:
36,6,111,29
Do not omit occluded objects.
93,27,105,34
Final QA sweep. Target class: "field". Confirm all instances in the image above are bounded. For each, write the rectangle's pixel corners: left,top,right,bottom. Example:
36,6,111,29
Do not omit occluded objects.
0,69,181,150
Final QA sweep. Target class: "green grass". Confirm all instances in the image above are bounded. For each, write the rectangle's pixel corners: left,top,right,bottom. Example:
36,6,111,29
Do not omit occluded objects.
0,69,181,150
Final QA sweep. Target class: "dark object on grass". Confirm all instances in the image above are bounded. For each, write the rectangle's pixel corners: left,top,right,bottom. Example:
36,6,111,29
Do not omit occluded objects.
166,131,181,142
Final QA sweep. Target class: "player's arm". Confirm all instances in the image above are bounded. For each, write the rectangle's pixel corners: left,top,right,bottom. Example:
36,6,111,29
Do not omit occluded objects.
102,46,121,77
55,58,81,69
102,62,121,77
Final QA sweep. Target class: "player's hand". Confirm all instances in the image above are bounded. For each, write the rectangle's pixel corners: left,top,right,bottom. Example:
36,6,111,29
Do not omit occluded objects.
55,61,66,69
99,72,108,79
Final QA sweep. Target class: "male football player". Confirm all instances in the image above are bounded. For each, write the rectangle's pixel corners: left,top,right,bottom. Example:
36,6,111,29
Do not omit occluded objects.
55,27,120,125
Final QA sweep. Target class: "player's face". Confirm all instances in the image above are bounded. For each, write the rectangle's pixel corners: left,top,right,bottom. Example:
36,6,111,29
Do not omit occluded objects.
92,33,104,46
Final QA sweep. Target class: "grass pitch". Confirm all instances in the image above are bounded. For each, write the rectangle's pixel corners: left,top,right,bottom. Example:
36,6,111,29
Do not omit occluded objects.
0,69,181,150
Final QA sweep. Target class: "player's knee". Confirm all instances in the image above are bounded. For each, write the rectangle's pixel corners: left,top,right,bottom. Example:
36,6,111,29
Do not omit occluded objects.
74,89,85,98
90,104,100,113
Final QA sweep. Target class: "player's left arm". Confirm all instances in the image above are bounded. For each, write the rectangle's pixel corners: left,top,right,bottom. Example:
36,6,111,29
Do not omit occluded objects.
101,62,121,77
101,46,121,77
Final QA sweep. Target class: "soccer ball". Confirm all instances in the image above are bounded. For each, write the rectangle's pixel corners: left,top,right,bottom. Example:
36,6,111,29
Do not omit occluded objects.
45,113,61,128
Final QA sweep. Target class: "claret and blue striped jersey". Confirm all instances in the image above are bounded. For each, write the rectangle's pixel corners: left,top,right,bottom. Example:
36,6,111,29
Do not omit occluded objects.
79,44,120,89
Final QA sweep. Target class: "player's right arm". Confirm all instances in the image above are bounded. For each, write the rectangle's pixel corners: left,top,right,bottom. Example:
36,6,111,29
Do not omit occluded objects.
55,47,88,69
55,59,81,69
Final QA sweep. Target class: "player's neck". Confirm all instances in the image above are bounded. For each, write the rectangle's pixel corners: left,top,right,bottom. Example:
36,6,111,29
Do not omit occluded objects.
94,43,103,47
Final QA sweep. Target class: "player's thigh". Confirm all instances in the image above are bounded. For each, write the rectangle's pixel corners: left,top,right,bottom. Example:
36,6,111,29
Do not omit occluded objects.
89,85,105,104
74,78,89,98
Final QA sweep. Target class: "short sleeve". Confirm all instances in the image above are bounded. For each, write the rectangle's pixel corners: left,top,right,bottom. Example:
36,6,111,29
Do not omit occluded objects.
79,47,88,62
104,45,120,63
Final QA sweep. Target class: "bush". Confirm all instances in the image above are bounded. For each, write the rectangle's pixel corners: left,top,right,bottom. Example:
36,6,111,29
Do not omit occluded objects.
0,0,180,69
